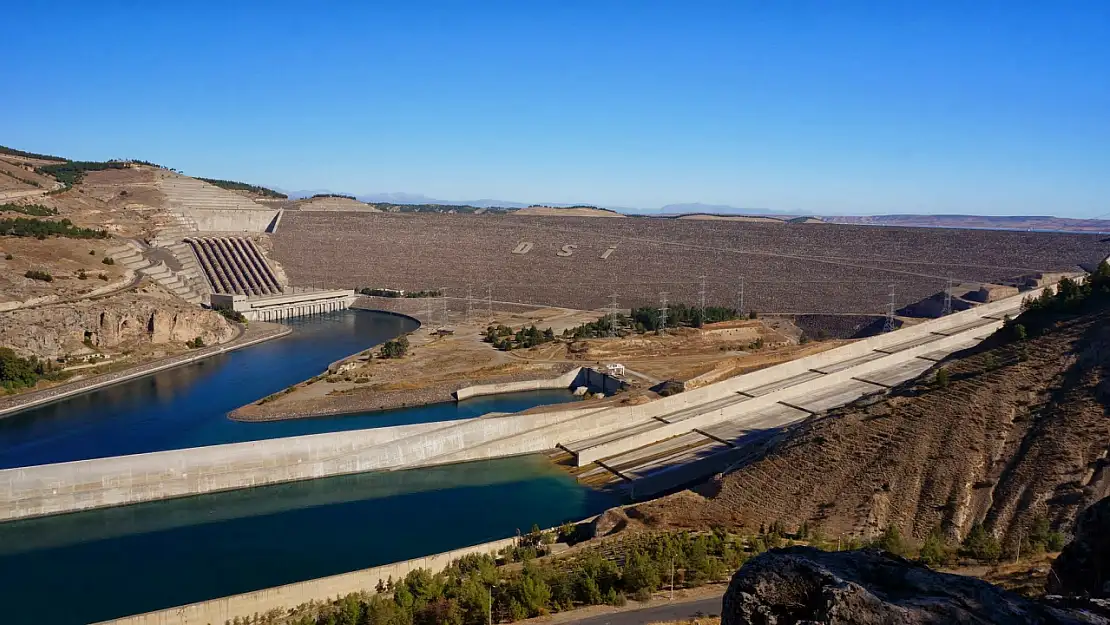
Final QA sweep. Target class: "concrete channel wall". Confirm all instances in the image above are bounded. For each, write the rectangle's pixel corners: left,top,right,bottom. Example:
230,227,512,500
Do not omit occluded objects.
573,322,1005,465
0,405,601,521
99,535,520,625
0,419,467,520
0,286,1046,522
454,368,583,400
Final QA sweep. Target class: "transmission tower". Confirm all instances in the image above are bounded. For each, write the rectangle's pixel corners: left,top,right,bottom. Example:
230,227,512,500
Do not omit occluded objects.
883,284,897,333
486,284,493,323
440,286,448,326
466,284,473,324
608,293,619,336
659,292,669,335
940,275,953,316
699,275,707,311
425,293,434,326
737,276,745,316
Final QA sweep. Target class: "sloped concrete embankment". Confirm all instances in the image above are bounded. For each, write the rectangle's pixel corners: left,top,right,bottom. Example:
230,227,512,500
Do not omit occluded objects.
0,286,1047,522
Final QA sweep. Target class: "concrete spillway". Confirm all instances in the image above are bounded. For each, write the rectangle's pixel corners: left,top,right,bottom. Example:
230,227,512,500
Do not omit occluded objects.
185,236,281,296
0,284,1049,522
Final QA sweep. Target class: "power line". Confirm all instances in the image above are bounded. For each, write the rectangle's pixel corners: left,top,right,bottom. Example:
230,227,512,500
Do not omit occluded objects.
487,284,493,323
941,275,953,316
737,275,745,314
698,275,706,311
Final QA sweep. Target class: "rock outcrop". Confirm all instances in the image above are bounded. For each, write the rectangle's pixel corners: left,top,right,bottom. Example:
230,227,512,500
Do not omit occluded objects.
722,547,1109,625
1050,496,1110,598
0,291,236,360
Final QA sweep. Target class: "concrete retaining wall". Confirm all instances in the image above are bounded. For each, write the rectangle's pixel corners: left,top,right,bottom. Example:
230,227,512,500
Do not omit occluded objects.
0,419,469,520
187,209,279,232
0,403,604,521
454,368,582,401
98,535,520,625
575,367,627,395
574,322,1004,465
0,286,1048,521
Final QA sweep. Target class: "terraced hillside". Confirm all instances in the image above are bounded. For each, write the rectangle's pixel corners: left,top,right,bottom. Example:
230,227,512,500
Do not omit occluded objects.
633,296,1110,549
271,212,1108,317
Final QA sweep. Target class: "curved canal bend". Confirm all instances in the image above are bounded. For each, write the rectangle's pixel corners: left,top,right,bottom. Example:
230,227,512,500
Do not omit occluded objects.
0,310,615,625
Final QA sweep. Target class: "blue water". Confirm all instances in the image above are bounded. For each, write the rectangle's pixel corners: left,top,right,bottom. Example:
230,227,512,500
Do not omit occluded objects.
0,456,615,625
0,309,609,625
0,310,572,469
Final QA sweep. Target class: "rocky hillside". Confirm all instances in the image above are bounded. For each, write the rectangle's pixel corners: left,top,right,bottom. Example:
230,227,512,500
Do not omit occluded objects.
635,281,1110,551
722,547,1110,624
0,285,235,361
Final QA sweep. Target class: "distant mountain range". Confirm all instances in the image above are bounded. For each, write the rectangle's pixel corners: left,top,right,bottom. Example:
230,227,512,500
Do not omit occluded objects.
276,190,788,215
271,188,1110,233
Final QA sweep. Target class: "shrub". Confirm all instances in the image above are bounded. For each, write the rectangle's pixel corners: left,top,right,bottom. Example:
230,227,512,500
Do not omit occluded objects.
918,528,949,566
24,269,53,282
216,307,247,323
89,250,96,255
102,257,115,265
186,337,206,349
3,253,11,260
961,523,1001,562
379,335,410,359
0,217,107,239
0,203,57,216
934,367,950,388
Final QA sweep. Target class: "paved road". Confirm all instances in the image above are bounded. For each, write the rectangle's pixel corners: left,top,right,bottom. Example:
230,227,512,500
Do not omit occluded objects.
566,596,723,625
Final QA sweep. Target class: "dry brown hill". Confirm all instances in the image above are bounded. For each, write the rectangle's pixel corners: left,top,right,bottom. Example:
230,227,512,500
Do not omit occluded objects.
512,205,624,217
634,297,1110,550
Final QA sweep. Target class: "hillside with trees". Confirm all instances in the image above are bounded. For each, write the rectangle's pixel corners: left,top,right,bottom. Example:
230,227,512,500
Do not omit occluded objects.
198,178,287,198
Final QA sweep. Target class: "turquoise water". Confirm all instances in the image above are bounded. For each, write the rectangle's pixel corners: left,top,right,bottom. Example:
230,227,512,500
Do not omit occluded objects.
0,310,609,624
0,456,615,625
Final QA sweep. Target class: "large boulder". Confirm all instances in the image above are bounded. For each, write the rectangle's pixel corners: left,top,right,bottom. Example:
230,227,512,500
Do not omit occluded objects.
1050,496,1110,598
722,547,1108,625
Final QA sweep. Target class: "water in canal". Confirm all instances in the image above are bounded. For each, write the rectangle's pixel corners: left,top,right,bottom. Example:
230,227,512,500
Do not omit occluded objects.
0,310,613,624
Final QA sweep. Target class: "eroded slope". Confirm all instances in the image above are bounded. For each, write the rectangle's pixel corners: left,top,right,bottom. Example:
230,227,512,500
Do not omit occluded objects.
635,303,1110,549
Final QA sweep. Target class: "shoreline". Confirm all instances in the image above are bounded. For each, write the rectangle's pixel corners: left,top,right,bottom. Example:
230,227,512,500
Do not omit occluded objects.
0,322,292,419
229,365,579,422
230,297,586,422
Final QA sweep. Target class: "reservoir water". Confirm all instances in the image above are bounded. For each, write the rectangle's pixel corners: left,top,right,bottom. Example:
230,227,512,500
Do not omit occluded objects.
0,310,613,624
0,310,570,469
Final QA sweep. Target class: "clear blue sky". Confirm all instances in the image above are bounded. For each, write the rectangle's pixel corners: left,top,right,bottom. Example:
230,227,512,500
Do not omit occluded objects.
2,1,1107,215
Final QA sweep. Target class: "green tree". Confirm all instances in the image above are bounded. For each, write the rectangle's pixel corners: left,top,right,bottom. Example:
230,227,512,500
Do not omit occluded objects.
918,528,949,566
877,525,909,557
621,551,660,595
961,523,1001,562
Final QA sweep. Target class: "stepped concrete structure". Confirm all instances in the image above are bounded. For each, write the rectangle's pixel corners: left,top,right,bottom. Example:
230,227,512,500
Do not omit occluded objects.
185,236,282,297
104,240,207,305
0,281,1059,522
155,172,280,233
